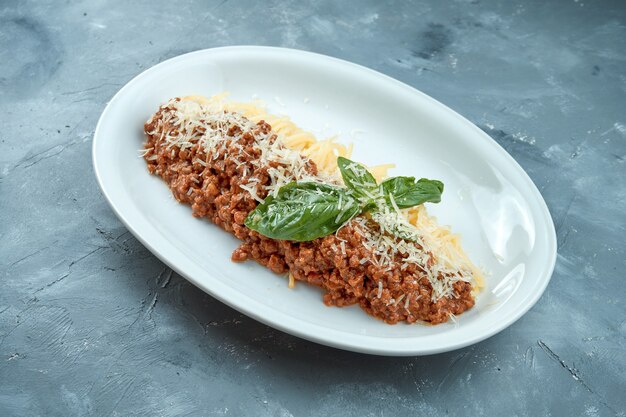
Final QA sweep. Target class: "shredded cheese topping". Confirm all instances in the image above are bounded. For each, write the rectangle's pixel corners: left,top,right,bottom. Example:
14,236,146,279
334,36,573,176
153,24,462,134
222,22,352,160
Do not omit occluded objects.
146,93,484,301
146,96,328,200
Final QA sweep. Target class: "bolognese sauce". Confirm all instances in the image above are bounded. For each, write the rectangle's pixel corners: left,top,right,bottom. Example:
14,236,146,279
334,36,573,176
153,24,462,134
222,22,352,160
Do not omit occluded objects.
142,97,476,324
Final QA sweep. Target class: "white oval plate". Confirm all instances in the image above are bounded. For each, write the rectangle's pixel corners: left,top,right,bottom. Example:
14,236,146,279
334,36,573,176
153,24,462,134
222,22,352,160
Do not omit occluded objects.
93,46,556,356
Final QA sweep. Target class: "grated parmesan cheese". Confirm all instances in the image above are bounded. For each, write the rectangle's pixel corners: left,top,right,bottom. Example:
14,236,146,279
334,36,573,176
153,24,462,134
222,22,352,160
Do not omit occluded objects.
147,94,484,304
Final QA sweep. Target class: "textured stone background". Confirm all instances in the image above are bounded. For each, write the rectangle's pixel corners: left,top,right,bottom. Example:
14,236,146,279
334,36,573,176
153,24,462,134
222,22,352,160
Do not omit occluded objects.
1,0,625,416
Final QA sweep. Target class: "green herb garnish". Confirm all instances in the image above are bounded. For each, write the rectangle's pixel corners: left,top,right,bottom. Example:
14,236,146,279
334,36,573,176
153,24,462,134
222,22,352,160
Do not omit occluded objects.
244,182,360,241
380,176,444,208
245,157,444,241
337,156,378,198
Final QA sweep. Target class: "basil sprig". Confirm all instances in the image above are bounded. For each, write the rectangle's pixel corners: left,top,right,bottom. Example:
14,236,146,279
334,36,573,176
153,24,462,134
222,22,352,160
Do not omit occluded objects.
244,182,360,241
244,157,444,241
338,157,444,208
337,156,377,198
380,176,444,208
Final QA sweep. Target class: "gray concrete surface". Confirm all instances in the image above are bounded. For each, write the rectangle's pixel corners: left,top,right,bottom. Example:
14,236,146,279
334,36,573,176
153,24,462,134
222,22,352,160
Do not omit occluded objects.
1,0,625,416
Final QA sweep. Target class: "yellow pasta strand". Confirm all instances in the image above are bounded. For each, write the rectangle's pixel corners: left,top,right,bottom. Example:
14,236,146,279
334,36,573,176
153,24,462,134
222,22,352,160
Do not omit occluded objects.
407,206,485,293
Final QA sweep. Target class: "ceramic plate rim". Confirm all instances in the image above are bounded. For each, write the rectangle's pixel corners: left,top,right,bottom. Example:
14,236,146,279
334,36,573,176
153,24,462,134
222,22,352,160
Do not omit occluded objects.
93,46,557,356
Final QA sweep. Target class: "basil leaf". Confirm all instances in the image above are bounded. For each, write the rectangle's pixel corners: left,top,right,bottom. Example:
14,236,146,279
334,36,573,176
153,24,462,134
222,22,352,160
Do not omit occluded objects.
244,182,360,242
381,177,444,208
337,156,378,197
